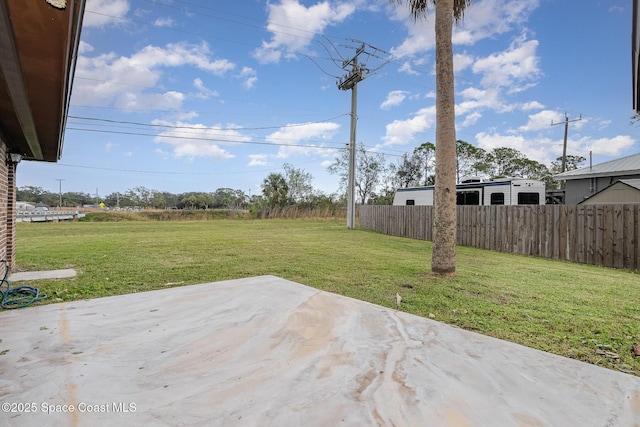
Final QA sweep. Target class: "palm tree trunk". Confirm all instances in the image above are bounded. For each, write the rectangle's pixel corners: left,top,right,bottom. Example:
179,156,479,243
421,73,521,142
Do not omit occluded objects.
431,0,457,275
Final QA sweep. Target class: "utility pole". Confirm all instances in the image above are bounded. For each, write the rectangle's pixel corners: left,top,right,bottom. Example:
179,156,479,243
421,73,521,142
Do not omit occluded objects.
338,44,365,230
551,113,582,173
336,41,390,230
55,178,64,207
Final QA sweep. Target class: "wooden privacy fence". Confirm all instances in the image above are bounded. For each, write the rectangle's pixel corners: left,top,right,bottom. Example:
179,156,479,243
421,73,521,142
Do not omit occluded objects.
358,204,640,271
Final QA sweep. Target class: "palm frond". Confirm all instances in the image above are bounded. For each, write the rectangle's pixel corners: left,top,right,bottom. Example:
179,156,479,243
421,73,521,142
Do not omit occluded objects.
390,0,472,24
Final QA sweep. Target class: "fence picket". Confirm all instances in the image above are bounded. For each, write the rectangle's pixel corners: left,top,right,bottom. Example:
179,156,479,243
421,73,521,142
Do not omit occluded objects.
358,204,639,271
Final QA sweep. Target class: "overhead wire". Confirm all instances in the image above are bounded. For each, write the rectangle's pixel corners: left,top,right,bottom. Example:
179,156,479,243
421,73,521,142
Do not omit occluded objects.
76,3,431,140
66,127,347,150
77,3,526,164
64,126,405,159
67,114,350,132
74,1,602,178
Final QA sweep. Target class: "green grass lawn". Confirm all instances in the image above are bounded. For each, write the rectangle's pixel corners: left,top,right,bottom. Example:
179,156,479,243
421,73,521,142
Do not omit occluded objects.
12,218,640,376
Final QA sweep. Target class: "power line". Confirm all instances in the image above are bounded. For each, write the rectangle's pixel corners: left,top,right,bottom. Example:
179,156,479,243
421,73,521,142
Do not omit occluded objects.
64,125,405,158
54,162,266,175
82,4,408,74
66,127,347,150
67,114,349,132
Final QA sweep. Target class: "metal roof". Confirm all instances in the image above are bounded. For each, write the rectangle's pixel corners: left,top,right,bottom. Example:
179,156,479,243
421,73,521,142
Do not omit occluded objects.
618,178,640,190
577,179,640,204
553,153,640,180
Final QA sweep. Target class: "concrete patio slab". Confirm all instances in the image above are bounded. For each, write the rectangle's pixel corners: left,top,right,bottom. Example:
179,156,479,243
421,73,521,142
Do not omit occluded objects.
0,275,638,426
8,269,77,282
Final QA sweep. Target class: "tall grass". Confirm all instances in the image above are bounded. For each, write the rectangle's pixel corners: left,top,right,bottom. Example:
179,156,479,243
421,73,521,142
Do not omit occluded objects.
252,206,347,219
80,207,345,222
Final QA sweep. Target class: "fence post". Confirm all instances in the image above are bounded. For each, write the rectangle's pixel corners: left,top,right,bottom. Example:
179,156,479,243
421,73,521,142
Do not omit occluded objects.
355,204,638,270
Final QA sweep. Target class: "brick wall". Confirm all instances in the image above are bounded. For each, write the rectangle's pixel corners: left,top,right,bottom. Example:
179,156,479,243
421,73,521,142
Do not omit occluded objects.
0,141,7,269
6,150,16,271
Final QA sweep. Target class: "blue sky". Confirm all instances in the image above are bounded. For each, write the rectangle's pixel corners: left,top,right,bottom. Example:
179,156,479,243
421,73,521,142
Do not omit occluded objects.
18,0,638,198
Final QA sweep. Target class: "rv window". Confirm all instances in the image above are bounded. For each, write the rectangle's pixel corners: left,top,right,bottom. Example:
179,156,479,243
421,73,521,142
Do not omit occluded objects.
457,191,480,205
490,193,505,205
517,192,540,205
406,200,415,205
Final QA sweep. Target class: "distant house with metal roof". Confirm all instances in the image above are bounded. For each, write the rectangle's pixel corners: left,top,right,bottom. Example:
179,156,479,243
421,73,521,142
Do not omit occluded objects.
578,179,640,205
554,153,640,204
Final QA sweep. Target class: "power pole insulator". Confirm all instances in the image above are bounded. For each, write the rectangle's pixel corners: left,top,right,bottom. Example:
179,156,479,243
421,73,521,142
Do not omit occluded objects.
551,113,582,174
334,41,390,230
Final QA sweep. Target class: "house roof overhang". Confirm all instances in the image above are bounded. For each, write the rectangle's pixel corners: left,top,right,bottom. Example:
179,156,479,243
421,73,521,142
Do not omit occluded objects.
634,0,640,112
0,0,85,162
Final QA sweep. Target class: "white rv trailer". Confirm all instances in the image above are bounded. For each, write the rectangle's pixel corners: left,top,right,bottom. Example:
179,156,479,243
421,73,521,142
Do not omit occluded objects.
393,178,546,206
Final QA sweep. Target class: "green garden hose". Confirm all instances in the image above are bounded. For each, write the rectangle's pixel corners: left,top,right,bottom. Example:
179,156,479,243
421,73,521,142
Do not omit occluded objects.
0,260,46,309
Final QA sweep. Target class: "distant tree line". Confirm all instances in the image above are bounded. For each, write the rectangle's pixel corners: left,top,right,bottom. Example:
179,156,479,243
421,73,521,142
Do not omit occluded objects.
325,141,584,205
17,186,254,210
17,142,584,210
389,140,584,191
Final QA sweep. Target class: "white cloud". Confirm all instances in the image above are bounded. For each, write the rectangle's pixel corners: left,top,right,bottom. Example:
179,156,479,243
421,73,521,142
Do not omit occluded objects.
388,5,542,138
193,78,204,88
248,154,269,167
475,131,636,166
266,122,340,143
193,78,219,100
387,34,541,144
252,47,282,64
476,131,557,164
597,119,612,129
175,111,199,121
452,0,540,45
390,20,435,58
398,61,420,75
243,77,258,90
171,142,234,160
583,135,635,156
266,122,340,158
253,0,356,64
390,0,539,57
133,42,234,75
105,142,118,152
154,17,175,28
472,37,540,90
454,53,474,73
73,42,235,109
119,91,185,111
521,101,544,111
238,67,258,89
518,110,564,132
79,41,94,54
380,90,409,110
152,121,252,160
458,87,501,111
461,112,482,128
83,0,130,28
381,106,436,146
